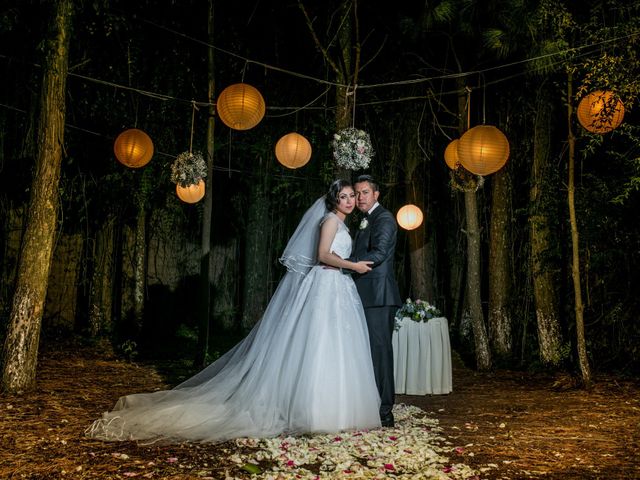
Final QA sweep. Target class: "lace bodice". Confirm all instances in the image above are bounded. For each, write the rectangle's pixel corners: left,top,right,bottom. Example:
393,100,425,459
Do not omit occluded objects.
327,214,352,259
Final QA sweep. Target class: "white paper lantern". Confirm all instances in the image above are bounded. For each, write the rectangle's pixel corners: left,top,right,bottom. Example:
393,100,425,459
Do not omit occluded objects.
275,132,312,169
396,204,424,230
176,179,205,204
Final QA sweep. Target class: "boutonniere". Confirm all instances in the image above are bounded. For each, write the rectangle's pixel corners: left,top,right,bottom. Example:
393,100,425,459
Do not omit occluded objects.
359,217,369,230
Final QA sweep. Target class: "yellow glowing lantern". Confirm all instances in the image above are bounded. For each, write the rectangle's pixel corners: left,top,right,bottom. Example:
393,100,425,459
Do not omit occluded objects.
176,179,205,204
457,125,509,176
444,139,460,170
114,128,154,168
275,132,312,169
396,204,424,231
216,83,265,130
577,90,625,134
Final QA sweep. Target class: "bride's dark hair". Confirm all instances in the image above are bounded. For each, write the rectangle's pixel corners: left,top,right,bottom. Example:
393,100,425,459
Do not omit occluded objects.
325,179,352,211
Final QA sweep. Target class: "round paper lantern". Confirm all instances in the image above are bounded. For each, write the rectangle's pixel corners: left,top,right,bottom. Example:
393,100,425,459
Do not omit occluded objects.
457,125,509,176
444,139,460,170
396,204,424,231
176,179,205,204
216,83,265,130
114,128,154,168
275,132,312,169
577,90,624,134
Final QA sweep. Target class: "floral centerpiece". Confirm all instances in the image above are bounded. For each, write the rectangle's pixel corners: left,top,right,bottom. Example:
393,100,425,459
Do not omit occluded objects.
394,298,441,330
170,151,207,187
332,127,374,170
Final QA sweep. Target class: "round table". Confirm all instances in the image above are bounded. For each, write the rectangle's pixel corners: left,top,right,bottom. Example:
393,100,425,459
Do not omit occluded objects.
392,316,453,395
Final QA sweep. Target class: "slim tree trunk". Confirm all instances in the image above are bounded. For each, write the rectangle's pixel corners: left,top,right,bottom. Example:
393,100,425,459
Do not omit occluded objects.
567,77,591,386
1,0,73,393
530,83,563,366
88,216,116,337
132,204,146,333
195,0,216,366
488,167,513,358
464,190,492,370
241,168,270,330
404,111,435,302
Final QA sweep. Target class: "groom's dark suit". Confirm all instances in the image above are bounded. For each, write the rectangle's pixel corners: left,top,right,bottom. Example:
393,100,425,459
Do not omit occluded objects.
352,204,401,424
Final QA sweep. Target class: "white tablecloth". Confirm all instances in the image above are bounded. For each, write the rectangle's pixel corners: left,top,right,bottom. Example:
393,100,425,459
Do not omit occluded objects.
392,317,452,395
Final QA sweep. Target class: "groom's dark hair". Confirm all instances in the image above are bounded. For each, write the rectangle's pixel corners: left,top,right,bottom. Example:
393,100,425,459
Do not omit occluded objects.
355,174,379,192
325,179,352,211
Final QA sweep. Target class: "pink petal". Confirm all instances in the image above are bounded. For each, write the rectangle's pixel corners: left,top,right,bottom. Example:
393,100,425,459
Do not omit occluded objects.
167,457,178,463
384,463,395,470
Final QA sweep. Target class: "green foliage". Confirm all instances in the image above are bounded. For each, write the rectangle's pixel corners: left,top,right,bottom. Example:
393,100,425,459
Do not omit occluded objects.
118,339,138,362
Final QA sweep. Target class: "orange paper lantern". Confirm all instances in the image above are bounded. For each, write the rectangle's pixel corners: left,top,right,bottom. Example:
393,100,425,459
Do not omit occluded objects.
114,128,154,168
457,125,509,176
396,204,424,231
577,90,625,134
275,132,312,169
444,139,460,170
216,83,266,130
176,179,205,204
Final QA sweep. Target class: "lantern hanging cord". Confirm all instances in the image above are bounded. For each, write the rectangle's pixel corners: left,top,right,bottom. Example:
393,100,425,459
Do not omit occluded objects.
351,84,358,128
465,86,472,131
189,100,199,154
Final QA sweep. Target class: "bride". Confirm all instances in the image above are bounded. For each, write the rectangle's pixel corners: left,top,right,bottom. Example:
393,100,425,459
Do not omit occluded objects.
86,179,382,443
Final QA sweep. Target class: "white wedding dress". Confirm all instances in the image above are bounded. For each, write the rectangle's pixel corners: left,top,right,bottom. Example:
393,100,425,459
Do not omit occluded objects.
87,199,381,443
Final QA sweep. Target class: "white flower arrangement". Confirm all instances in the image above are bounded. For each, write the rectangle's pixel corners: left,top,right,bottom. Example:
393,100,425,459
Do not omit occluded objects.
170,151,207,187
359,217,369,230
332,127,374,170
395,298,441,330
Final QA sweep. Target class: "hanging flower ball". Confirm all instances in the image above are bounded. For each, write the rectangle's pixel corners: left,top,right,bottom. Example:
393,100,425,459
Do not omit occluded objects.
216,83,265,130
444,139,460,170
171,151,207,187
457,125,509,176
577,90,625,134
332,127,374,170
114,128,154,168
176,179,205,204
275,132,312,169
396,204,424,231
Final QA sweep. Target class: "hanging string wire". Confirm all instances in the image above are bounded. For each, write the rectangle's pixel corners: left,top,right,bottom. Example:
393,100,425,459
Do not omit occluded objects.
189,100,199,154
352,84,358,128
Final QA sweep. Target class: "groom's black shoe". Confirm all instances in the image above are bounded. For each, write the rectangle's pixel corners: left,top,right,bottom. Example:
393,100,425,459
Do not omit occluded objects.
381,413,394,428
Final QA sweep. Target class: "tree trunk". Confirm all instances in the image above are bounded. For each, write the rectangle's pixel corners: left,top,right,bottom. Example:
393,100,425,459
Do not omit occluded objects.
530,83,563,366
1,0,73,393
132,204,146,333
88,216,116,337
567,77,591,386
195,0,216,366
404,112,435,302
241,171,270,330
488,167,513,358
447,80,468,330
464,190,492,370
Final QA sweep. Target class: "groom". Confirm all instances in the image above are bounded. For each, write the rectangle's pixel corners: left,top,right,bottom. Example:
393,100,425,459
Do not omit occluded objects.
351,175,401,427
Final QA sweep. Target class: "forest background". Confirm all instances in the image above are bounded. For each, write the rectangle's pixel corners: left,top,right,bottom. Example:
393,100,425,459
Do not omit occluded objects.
1,0,639,393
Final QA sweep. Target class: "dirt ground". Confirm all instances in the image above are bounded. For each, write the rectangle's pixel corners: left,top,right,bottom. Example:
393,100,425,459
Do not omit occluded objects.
1,341,638,479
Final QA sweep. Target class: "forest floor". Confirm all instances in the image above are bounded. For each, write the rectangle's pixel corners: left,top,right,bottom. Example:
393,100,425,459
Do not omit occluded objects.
1,339,639,480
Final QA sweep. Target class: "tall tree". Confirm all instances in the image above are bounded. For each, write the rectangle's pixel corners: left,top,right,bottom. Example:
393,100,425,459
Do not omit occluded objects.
195,0,216,366
488,165,513,359
566,73,591,385
1,0,73,393
529,82,563,366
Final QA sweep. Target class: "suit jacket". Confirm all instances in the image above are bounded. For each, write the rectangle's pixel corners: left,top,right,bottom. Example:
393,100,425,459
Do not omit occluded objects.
351,205,401,308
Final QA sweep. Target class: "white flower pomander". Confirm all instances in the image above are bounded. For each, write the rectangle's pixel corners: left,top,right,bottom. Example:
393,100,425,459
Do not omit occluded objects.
359,218,369,230
332,127,374,170
170,151,207,187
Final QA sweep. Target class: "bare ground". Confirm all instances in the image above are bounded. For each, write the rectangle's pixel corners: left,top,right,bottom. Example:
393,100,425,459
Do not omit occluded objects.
1,341,638,479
